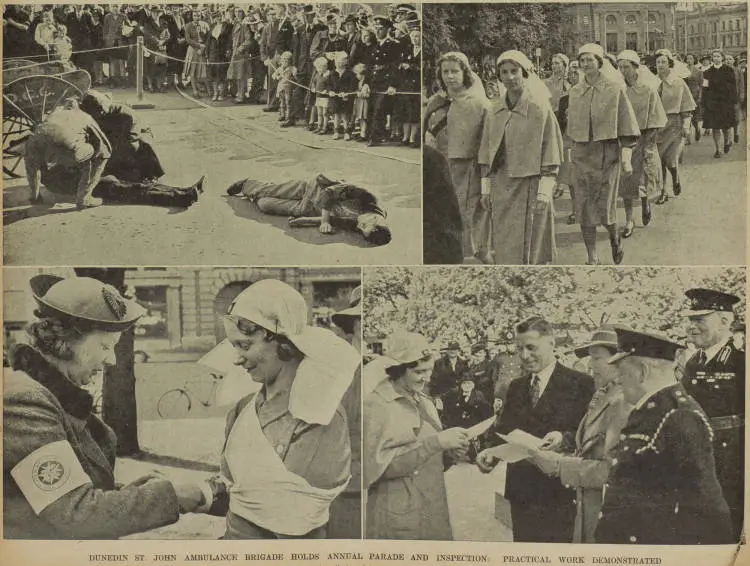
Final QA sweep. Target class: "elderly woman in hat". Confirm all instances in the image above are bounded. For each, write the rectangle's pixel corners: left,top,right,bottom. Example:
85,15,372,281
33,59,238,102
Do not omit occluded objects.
616,50,667,238
203,279,359,539
4,275,208,539
477,50,564,265
567,43,640,266
545,53,571,115
424,52,490,261
653,49,696,204
528,326,629,543
364,331,470,540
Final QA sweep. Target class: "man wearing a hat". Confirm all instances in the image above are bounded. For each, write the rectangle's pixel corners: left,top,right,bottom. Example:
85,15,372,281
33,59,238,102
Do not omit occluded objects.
595,326,733,544
260,4,295,112
288,5,326,127
327,286,363,539
428,341,469,402
367,14,400,146
681,288,745,541
4,275,210,538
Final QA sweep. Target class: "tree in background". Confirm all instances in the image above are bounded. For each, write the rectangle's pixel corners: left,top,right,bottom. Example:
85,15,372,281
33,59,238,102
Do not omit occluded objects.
424,3,565,94
75,268,141,457
364,267,746,350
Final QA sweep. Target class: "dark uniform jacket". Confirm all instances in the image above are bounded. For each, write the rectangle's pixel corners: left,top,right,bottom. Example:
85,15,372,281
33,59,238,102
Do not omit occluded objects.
370,37,400,90
292,22,325,78
4,345,179,539
595,383,734,545
683,339,745,541
441,387,493,430
428,355,469,399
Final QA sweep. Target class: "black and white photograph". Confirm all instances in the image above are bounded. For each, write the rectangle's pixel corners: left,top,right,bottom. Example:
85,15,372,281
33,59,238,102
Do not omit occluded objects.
2,3,421,266
3,266,363,540
423,2,747,265
362,265,745,543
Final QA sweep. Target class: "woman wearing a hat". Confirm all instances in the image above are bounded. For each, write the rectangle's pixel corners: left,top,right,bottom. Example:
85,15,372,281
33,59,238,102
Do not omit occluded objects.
528,326,629,543
616,50,667,238
364,332,470,540
393,17,421,148
702,49,738,158
4,275,208,538
206,279,359,539
424,51,490,261
477,50,563,265
545,53,571,115
653,49,696,204
226,8,256,104
567,43,640,265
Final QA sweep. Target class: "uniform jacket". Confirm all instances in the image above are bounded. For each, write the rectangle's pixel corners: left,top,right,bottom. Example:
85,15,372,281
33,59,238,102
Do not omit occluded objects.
658,73,696,116
626,81,668,132
398,46,420,93
557,383,630,543
491,363,595,506
428,355,469,398
369,37,400,90
683,339,745,540
595,384,733,544
4,345,179,539
568,75,641,143
441,387,493,430
478,87,564,178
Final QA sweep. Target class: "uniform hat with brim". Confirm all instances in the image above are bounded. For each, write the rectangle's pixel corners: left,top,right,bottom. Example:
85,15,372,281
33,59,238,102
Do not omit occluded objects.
396,4,416,11
332,285,362,326
607,326,684,364
381,331,433,367
682,288,740,317
442,341,460,351
617,50,640,66
302,4,315,14
573,326,619,358
373,15,393,28
578,43,604,59
31,275,145,332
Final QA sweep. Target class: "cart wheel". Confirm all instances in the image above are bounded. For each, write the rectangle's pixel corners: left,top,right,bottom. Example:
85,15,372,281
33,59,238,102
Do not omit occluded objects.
2,113,34,178
4,74,88,125
157,389,191,419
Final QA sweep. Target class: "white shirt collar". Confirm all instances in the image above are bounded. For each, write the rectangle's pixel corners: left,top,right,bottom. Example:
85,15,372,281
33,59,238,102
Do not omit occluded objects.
703,338,730,363
633,381,675,411
532,360,556,398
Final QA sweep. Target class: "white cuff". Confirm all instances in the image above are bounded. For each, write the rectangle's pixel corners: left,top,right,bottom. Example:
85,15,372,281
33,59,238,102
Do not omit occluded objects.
481,178,491,196
195,481,214,514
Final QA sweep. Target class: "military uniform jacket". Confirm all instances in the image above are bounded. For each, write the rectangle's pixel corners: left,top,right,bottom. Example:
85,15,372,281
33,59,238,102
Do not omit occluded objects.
370,37,400,90
595,384,733,545
4,345,179,539
683,339,745,539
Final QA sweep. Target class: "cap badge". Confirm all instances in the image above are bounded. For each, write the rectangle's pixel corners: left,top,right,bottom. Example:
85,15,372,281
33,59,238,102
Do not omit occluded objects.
102,286,127,320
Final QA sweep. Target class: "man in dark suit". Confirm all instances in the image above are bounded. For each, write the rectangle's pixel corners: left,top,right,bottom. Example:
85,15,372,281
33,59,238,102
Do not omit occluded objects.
595,327,734,545
681,288,745,541
367,16,400,146
286,5,325,127
260,4,295,111
428,341,469,402
477,316,595,542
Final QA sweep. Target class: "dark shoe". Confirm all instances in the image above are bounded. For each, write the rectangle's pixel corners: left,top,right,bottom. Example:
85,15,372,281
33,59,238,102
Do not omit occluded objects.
734,132,740,143
553,186,565,199
30,193,44,205
695,128,701,141
194,176,205,195
367,139,380,147
714,150,722,158
641,197,652,226
655,192,669,205
622,223,634,239
263,107,278,113
307,123,317,131
724,142,732,154
227,180,244,196
409,141,420,149
280,120,296,128
566,213,576,225
673,181,682,197
610,235,624,265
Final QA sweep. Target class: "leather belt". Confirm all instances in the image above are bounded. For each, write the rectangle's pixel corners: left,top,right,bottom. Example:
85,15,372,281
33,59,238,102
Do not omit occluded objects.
709,414,744,431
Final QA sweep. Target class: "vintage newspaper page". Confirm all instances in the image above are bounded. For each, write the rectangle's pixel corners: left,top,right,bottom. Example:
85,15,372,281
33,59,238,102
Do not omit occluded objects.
0,1,747,566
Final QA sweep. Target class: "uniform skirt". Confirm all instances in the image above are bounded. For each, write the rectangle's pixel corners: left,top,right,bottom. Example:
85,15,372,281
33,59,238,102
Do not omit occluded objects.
488,166,555,265
619,130,661,200
656,114,684,169
448,158,488,259
572,139,620,228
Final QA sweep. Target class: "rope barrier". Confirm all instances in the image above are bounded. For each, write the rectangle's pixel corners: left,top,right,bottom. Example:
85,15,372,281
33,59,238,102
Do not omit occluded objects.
142,46,262,66
5,44,131,61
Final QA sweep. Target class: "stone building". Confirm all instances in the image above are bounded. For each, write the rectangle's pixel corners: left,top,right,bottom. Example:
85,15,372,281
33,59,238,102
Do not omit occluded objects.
675,2,747,56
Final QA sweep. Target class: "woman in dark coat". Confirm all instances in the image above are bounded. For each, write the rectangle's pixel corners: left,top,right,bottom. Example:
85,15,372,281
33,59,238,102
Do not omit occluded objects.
393,21,421,147
206,9,233,101
703,49,737,158
3,5,34,58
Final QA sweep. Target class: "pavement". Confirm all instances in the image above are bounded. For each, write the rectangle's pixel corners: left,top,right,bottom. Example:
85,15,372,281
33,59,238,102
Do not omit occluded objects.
3,86,422,266
551,127,747,265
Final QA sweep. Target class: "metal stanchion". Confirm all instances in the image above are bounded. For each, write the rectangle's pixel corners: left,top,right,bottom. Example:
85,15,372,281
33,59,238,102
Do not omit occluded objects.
132,36,154,109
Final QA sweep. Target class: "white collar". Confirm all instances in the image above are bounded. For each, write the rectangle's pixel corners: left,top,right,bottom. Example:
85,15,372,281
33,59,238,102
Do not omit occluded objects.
532,360,556,397
633,381,675,411
703,337,730,363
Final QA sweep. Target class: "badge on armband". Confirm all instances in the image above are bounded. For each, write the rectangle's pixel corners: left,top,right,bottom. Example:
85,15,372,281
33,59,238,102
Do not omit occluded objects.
10,440,91,515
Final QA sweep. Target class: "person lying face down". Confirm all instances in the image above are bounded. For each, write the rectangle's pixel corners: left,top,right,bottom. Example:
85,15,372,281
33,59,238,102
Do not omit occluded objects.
227,173,392,246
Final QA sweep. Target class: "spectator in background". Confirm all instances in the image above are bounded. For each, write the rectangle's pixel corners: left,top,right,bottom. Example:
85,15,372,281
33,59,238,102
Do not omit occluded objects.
428,341,469,403
684,54,704,144
206,9,233,102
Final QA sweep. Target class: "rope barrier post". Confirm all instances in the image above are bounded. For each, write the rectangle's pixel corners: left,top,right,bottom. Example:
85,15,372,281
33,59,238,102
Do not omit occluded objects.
132,36,155,110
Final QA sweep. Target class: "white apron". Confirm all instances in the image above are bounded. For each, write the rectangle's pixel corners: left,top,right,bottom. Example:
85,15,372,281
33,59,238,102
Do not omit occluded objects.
224,399,348,536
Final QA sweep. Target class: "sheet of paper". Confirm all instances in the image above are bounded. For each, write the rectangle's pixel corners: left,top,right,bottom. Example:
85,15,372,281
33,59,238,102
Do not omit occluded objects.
484,443,532,464
466,416,495,439
498,429,546,451
197,339,260,406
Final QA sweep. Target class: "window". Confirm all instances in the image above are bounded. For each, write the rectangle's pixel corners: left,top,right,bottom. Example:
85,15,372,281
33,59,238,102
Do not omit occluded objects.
134,287,168,339
712,22,717,33
625,14,637,25
626,32,638,50
606,32,618,53
606,14,617,27
737,32,742,44
583,15,590,25
690,37,695,48
648,12,658,25
690,24,695,34
722,21,726,31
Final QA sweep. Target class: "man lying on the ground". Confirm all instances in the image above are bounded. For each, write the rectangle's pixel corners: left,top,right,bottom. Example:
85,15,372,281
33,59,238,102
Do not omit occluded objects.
24,98,203,209
226,174,392,246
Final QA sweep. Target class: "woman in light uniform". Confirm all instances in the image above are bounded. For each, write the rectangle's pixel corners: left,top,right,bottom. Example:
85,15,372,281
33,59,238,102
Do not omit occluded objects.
206,279,360,539
544,53,571,115
616,50,667,239
653,49,696,204
567,43,640,265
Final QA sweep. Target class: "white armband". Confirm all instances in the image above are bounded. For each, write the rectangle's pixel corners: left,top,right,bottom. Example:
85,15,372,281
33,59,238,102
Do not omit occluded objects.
621,147,633,163
481,178,491,196
538,176,557,200
11,440,92,514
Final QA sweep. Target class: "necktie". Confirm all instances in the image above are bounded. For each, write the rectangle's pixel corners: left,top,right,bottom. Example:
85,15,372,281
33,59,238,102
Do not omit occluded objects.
530,374,541,407
696,350,708,368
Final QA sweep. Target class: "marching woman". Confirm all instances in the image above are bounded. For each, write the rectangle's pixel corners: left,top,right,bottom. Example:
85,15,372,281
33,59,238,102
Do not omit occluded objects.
544,53,571,116
567,43,640,265
364,332,470,540
424,52,491,262
616,51,667,238
477,50,563,265
653,49,695,204
205,280,359,539
4,275,208,538
702,50,738,159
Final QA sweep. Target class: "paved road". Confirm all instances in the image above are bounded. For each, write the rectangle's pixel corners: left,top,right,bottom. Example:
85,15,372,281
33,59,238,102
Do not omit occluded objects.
552,128,747,266
4,87,421,266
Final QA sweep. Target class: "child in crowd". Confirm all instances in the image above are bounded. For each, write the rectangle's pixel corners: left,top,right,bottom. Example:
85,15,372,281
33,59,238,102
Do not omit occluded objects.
329,52,358,140
310,56,332,134
352,63,370,142
272,51,297,122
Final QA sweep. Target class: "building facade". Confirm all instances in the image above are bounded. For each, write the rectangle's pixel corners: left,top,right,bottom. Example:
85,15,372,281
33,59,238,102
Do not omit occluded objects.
675,2,747,56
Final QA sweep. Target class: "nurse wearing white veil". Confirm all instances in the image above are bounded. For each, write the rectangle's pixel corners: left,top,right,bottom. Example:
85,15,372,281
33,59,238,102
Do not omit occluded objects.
202,279,360,539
